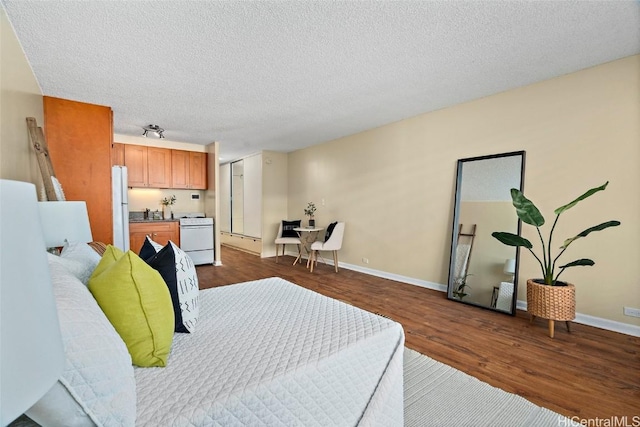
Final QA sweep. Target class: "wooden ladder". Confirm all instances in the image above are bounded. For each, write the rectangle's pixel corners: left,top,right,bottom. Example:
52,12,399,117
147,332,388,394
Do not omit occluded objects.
26,117,60,201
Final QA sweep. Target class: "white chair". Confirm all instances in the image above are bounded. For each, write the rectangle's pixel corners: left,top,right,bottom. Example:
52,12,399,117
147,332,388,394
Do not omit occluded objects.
309,222,345,273
275,221,302,264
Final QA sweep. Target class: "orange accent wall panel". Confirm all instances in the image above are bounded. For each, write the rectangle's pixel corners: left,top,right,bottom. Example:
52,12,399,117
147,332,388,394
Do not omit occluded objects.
43,96,113,244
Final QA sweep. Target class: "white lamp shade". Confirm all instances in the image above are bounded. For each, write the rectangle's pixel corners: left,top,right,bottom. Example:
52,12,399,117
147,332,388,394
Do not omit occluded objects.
504,258,517,275
1,180,65,425
38,201,93,248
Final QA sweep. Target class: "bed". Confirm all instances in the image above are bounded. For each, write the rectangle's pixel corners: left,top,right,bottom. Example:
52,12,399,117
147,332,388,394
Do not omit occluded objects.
135,277,405,426
25,253,405,427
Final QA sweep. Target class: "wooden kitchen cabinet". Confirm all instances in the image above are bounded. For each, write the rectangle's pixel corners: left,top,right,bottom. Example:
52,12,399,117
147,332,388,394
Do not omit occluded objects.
124,145,172,188
112,142,125,166
129,221,179,253
171,150,207,190
124,144,147,187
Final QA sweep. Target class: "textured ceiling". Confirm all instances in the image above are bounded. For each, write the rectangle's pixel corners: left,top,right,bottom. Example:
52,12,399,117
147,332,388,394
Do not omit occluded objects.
3,1,639,162
460,155,522,202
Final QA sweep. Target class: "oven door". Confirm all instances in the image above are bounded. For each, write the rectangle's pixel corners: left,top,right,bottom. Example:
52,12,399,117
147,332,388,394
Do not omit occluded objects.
180,226,214,252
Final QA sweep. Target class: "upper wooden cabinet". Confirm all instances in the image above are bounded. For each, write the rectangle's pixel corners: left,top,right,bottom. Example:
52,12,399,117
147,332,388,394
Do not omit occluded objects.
171,150,207,190
124,145,172,188
112,142,125,166
147,147,172,188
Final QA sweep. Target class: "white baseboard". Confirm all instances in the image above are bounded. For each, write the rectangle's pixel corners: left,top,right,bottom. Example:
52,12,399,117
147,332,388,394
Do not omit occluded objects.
313,255,640,338
339,261,447,292
516,299,640,337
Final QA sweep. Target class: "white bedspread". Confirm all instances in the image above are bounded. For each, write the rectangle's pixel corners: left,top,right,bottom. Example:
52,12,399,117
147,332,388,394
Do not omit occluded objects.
134,277,404,426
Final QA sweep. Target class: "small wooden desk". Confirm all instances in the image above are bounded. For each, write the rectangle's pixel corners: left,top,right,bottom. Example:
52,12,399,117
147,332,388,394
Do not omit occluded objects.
293,226,324,266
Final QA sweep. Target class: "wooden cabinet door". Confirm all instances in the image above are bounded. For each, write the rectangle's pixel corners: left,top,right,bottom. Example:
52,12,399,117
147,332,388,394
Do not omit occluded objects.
112,143,125,166
129,230,148,254
147,147,172,188
171,150,190,189
152,230,174,246
43,97,113,244
124,145,148,187
153,221,179,245
129,221,179,250
189,152,208,190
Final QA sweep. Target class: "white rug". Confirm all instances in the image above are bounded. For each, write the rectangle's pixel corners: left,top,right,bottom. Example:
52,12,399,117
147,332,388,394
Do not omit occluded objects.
403,348,571,427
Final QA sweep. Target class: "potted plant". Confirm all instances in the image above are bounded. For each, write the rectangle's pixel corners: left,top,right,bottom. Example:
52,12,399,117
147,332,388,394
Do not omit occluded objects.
492,182,620,338
452,274,471,301
161,195,176,219
304,202,317,227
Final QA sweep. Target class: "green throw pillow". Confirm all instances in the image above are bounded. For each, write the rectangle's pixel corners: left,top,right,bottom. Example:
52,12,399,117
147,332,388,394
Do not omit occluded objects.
88,250,174,367
89,244,125,279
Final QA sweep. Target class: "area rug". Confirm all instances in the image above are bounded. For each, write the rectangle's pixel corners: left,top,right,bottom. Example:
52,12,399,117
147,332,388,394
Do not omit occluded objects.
403,348,571,426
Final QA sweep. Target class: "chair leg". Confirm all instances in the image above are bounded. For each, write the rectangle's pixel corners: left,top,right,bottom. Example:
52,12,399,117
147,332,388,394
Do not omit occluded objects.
333,251,339,273
275,244,279,263
310,250,316,272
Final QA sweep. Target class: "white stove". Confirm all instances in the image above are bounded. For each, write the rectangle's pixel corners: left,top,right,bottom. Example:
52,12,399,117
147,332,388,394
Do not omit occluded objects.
179,213,214,265
179,217,214,227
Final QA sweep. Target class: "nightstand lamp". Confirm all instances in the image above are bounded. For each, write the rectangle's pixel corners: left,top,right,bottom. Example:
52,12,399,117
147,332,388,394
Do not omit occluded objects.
38,201,93,251
1,180,65,425
504,258,516,283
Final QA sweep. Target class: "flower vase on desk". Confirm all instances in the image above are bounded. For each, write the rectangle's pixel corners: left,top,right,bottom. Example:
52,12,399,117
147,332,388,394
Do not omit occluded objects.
163,205,171,220
309,219,315,227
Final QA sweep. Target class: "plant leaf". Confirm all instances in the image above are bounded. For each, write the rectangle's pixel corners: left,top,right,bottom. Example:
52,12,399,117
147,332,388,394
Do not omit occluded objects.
554,182,609,216
492,232,533,248
561,220,621,249
511,188,545,227
559,259,595,268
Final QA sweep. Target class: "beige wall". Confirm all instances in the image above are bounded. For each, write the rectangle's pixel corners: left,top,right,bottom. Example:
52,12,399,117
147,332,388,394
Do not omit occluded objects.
288,55,640,326
262,151,289,257
0,9,43,186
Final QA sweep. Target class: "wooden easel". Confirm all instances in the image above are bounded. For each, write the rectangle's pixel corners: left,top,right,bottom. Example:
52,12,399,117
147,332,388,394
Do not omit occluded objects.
26,117,59,201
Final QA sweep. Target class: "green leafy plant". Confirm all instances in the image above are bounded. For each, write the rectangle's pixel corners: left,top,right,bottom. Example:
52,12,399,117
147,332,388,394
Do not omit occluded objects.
161,195,176,206
303,202,316,218
452,274,472,300
492,182,620,286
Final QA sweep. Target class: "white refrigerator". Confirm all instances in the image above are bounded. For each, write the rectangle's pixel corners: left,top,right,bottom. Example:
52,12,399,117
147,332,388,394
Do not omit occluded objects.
112,166,130,251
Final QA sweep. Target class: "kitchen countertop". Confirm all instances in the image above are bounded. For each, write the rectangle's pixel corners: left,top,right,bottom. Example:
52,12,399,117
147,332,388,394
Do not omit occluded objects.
129,219,180,223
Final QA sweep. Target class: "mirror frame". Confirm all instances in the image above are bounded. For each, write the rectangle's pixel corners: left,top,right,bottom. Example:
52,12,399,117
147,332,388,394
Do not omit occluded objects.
446,150,526,315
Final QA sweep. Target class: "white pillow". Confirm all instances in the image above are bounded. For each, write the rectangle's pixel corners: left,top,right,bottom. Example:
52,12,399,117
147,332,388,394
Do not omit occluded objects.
60,241,101,278
47,253,93,286
26,261,136,426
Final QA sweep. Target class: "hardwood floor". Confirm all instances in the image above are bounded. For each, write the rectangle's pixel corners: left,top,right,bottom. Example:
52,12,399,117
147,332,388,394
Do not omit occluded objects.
197,246,640,421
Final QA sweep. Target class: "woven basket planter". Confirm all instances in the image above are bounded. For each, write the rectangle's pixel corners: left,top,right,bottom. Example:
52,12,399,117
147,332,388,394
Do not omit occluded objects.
527,279,576,320
527,279,575,338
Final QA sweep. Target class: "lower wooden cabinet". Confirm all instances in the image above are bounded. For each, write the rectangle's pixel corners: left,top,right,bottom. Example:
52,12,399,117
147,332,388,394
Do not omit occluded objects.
129,221,180,253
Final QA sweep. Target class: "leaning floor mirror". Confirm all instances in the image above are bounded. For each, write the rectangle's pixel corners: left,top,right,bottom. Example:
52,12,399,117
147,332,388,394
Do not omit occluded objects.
447,151,526,315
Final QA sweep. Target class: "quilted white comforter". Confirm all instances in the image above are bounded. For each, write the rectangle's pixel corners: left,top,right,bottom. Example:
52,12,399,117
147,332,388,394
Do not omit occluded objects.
134,277,405,426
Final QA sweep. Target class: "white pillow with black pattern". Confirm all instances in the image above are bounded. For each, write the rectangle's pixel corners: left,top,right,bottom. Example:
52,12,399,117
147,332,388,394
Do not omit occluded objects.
144,241,199,333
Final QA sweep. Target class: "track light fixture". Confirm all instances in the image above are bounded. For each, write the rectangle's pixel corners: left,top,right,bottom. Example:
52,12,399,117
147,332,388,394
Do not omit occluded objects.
142,124,165,138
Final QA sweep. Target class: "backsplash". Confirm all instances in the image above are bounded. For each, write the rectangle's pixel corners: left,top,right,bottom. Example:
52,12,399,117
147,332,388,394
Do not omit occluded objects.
128,188,205,216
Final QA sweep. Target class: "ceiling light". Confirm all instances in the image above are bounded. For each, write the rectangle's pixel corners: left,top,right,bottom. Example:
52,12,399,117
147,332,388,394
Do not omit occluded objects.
142,124,165,139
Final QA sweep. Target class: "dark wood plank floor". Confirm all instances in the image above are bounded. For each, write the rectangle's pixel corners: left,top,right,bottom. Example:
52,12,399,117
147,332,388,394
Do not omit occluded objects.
197,246,640,421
